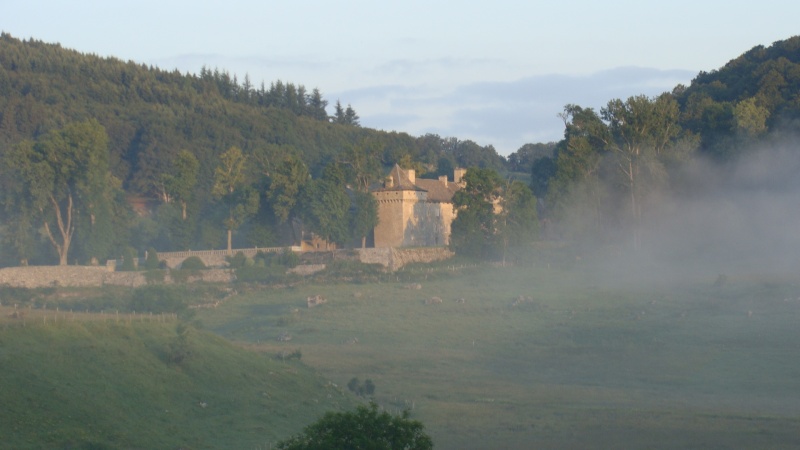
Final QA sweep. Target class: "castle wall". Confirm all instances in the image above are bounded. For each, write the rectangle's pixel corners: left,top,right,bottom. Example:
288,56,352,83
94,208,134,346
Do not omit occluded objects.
355,247,453,270
373,190,426,248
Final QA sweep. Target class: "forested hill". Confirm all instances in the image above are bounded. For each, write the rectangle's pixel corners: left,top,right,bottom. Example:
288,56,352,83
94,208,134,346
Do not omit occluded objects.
2,32,799,266
0,33,506,197
675,35,800,159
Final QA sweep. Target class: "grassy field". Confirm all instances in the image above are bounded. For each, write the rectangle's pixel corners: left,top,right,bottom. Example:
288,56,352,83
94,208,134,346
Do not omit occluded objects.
196,262,800,449
0,313,357,449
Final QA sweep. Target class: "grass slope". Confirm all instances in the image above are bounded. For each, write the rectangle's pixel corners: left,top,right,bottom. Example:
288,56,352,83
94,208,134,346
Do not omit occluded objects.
0,319,356,449
197,263,800,449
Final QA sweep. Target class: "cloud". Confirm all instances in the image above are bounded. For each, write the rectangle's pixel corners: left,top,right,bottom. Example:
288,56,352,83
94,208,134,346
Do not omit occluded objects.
349,66,696,155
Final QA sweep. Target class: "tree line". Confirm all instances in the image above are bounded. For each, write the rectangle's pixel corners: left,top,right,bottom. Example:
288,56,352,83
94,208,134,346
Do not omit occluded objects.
0,33,513,266
1,33,798,265
530,36,800,251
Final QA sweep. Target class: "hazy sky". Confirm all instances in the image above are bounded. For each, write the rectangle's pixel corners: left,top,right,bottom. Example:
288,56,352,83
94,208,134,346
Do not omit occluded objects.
4,1,799,155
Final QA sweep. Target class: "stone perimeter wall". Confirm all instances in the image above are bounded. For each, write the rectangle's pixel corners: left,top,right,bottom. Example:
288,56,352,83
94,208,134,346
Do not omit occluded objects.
0,247,453,289
356,247,454,271
0,266,234,289
107,246,302,270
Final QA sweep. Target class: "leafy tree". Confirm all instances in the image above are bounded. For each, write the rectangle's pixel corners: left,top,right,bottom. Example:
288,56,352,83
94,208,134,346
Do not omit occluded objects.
144,247,160,270
601,93,686,250
733,97,770,137
300,178,351,246
339,139,384,192
496,180,538,264
449,139,505,172
450,167,502,258
351,190,379,248
212,146,259,253
546,105,607,230
266,155,309,244
529,156,557,198
507,142,556,173
161,149,199,221
4,119,113,265
276,403,432,450
397,153,426,177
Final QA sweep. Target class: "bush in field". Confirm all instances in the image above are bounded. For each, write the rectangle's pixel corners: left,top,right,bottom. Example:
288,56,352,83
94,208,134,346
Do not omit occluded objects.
276,403,432,450
167,323,192,365
234,265,291,283
129,285,186,314
347,377,376,397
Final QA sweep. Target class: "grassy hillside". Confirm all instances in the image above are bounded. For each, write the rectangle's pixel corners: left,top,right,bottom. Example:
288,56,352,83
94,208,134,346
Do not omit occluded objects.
0,317,357,449
196,262,800,449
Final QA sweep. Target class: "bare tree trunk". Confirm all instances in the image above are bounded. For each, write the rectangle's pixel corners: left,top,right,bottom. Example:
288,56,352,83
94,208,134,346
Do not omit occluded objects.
42,193,74,265
629,159,642,252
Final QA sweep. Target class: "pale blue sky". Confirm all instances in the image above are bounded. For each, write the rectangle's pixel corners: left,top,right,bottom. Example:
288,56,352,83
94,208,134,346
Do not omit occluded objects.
4,1,799,155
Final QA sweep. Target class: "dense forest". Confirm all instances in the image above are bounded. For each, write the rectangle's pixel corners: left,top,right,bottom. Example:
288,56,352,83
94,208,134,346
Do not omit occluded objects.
1,32,799,266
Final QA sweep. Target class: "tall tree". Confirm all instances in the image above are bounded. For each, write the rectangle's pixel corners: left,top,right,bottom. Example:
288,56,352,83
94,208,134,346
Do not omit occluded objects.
547,105,608,235
212,146,259,253
307,88,329,121
300,178,351,246
333,100,346,124
344,104,360,126
496,180,538,265
450,167,502,258
161,149,199,221
601,94,685,250
4,119,113,265
339,139,383,192
266,155,309,245
351,190,379,248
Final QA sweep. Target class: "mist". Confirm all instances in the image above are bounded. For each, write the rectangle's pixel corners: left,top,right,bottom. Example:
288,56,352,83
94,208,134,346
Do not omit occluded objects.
571,135,800,287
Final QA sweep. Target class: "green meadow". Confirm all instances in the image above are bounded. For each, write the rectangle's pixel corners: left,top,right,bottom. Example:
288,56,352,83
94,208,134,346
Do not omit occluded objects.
2,258,800,449
0,312,356,449
198,262,800,449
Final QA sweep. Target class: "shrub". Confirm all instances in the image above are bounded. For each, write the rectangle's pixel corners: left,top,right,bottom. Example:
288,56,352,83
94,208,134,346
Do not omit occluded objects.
275,349,302,361
143,269,166,284
227,251,247,269
119,247,137,271
180,256,206,270
144,247,161,270
129,285,186,314
278,249,300,268
234,265,291,284
347,377,376,397
167,323,192,365
276,403,432,450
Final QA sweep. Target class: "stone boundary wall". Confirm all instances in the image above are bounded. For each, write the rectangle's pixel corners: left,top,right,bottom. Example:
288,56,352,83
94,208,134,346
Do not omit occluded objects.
355,247,454,270
107,246,301,270
0,266,234,289
0,247,452,288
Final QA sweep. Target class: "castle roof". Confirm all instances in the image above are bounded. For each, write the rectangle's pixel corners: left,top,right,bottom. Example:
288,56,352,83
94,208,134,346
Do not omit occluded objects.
374,164,460,203
415,178,460,203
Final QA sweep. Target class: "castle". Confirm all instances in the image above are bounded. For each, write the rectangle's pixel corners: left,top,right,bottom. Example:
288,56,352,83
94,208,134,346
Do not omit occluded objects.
372,166,466,248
